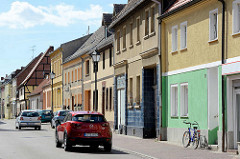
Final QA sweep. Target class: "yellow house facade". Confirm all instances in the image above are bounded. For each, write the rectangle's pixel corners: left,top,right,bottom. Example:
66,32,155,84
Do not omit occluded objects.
110,0,161,138
50,48,62,112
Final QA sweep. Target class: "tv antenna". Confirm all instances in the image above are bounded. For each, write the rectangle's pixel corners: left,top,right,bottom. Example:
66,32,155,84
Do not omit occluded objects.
31,45,36,60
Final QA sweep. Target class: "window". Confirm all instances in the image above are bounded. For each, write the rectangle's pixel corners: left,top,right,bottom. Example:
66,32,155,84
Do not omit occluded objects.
180,21,187,49
71,70,74,83
109,48,112,66
103,51,105,69
171,85,178,117
123,26,126,49
78,68,80,81
85,60,89,76
110,87,112,110
75,69,77,82
65,99,67,106
129,78,133,105
151,6,155,33
68,72,70,83
180,83,188,117
106,88,109,110
130,23,133,46
136,17,140,42
145,10,150,36
233,0,240,34
209,9,218,41
172,25,178,52
64,73,67,85
78,94,82,105
136,76,140,105
117,31,120,52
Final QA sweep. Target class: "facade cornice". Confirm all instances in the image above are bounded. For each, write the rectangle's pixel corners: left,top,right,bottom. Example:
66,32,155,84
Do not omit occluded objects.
113,60,128,69
139,47,158,59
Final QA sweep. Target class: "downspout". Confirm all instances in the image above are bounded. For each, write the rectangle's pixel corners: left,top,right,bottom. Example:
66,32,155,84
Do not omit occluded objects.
218,0,225,152
81,57,84,110
151,0,162,140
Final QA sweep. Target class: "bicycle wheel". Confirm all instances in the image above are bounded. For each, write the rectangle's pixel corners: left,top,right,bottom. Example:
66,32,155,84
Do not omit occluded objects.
192,132,199,149
182,131,190,148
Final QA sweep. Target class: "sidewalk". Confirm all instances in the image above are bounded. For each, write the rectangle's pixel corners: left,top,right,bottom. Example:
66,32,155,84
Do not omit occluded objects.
112,133,238,159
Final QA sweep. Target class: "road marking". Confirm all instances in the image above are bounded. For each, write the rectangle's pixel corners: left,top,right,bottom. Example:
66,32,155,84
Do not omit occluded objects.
113,146,159,159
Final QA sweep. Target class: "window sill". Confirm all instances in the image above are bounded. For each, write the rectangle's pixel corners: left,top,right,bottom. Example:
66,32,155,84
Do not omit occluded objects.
128,105,134,109
171,116,178,118
149,31,156,37
208,38,218,43
171,50,178,54
134,105,141,109
129,45,134,49
122,48,127,52
116,51,121,55
143,35,149,40
85,74,89,77
136,41,141,46
232,32,240,37
180,48,187,52
180,116,188,118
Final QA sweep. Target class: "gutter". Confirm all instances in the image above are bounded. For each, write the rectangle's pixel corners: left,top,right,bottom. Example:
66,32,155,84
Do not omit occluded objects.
218,0,225,152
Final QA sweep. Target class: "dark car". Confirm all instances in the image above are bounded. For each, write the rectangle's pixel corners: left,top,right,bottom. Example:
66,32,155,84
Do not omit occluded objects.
37,110,53,123
55,111,112,152
51,110,71,128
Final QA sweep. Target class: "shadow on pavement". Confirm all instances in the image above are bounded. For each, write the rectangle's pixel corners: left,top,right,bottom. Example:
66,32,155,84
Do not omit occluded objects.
0,121,6,125
64,146,129,154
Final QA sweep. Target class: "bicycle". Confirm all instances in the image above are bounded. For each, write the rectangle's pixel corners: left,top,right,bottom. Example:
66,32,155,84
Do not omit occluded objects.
182,120,200,149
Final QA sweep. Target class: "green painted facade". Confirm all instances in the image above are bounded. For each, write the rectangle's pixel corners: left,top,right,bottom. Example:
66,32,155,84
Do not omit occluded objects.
162,68,220,144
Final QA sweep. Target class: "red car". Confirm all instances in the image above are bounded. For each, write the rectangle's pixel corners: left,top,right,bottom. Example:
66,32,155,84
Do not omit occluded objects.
55,111,112,152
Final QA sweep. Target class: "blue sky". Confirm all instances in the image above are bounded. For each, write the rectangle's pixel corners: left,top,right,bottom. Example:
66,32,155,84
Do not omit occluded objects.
0,0,127,78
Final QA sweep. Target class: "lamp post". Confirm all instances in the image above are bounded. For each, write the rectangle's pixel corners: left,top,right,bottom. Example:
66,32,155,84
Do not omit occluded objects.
91,51,100,112
50,72,55,113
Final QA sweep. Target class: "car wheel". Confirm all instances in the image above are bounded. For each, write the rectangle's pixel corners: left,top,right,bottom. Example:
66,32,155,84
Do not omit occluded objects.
55,131,62,148
104,143,112,152
19,126,21,130
35,127,37,130
38,126,41,130
64,132,72,151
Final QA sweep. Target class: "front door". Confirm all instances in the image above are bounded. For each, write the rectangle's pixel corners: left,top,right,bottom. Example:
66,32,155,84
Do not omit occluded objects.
234,88,240,148
117,89,125,131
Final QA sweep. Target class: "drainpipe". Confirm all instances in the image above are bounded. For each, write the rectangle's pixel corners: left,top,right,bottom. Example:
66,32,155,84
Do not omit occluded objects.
218,0,225,152
151,0,162,140
81,57,84,110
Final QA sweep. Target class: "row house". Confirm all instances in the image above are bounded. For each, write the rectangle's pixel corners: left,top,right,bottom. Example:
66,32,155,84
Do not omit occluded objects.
16,46,53,113
49,35,91,112
63,26,105,112
158,0,240,151
109,0,161,138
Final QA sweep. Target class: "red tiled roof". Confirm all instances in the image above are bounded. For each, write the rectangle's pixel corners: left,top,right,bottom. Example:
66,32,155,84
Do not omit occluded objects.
166,0,193,13
28,79,50,97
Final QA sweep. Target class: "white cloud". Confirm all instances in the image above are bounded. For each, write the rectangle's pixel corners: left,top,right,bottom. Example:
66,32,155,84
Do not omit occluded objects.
0,1,103,29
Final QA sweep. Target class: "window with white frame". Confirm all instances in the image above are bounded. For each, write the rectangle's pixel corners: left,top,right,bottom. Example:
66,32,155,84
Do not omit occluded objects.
171,84,178,117
209,9,218,41
180,21,187,49
172,25,178,52
233,0,240,34
180,83,188,117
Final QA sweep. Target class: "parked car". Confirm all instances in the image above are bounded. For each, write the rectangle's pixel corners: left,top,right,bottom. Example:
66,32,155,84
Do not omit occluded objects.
51,110,71,128
15,110,41,130
37,110,53,123
55,111,112,152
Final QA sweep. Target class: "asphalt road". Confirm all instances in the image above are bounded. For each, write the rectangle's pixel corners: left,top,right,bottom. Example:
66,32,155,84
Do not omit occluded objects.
0,120,238,159
0,120,138,159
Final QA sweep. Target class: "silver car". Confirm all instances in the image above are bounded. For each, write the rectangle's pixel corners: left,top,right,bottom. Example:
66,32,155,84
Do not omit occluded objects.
15,110,41,130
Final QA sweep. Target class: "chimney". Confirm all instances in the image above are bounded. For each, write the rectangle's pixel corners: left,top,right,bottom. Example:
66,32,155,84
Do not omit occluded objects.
5,74,8,78
21,67,24,70
1,77,4,80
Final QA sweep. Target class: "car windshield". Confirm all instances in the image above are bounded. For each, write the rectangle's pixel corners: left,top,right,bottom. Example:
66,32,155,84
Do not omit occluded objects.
59,111,68,116
21,111,39,117
72,114,106,123
40,110,52,115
